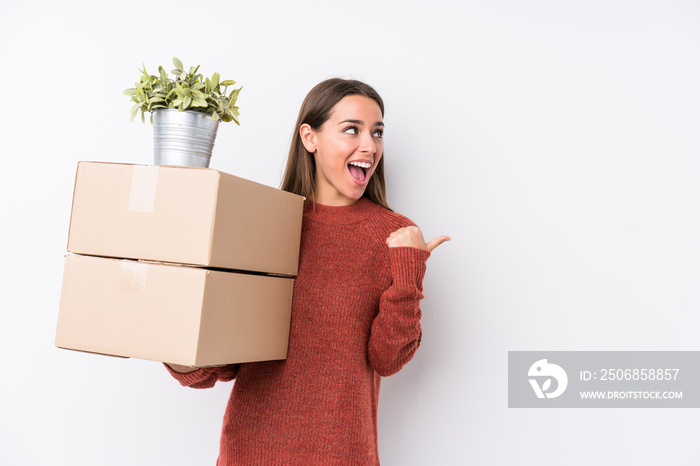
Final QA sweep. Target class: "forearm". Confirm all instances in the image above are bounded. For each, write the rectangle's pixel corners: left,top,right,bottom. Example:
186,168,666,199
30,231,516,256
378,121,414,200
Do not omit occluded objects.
367,247,429,376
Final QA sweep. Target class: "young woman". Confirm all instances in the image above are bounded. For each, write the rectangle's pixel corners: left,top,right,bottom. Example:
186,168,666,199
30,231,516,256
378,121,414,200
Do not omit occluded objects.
166,78,449,465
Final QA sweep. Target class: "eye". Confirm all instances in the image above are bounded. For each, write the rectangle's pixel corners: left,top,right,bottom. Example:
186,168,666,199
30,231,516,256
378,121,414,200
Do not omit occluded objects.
343,126,358,135
373,128,384,138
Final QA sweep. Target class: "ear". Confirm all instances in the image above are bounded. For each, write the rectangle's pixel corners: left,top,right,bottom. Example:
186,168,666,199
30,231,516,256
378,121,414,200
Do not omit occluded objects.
299,124,317,154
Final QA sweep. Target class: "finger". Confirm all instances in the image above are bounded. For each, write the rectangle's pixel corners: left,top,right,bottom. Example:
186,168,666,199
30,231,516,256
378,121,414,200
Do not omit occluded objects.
426,235,451,253
386,226,422,247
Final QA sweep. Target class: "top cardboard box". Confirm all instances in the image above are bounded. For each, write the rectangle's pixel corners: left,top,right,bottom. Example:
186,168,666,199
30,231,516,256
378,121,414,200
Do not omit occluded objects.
67,162,304,276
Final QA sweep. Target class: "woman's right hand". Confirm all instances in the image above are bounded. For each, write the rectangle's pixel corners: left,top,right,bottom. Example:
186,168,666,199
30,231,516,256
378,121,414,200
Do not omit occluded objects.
386,226,450,252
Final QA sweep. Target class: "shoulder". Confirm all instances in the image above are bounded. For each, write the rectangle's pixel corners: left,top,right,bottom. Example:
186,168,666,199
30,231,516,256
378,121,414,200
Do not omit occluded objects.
361,199,417,237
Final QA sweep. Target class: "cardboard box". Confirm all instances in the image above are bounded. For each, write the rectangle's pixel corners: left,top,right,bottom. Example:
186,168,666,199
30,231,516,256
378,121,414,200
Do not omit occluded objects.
67,162,304,276
56,254,294,367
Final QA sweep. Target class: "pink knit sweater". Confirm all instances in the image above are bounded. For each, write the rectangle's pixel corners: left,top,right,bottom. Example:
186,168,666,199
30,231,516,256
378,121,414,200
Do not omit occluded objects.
167,197,430,465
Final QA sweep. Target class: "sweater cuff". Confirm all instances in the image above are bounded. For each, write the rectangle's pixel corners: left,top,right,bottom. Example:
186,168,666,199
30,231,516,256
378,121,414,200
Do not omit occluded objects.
164,363,215,386
389,247,430,290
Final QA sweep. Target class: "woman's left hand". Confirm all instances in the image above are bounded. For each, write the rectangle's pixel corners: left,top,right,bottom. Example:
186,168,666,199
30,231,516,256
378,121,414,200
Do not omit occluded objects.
386,226,450,253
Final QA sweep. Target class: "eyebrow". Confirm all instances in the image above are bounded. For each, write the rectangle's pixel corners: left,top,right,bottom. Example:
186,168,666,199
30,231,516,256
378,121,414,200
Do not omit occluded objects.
338,119,385,127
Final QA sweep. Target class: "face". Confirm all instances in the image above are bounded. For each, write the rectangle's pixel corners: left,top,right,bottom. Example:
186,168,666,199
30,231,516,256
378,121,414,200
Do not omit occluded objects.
300,95,384,206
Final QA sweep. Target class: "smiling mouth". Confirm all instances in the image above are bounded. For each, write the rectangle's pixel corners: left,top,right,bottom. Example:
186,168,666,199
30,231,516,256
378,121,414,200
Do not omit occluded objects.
348,161,372,183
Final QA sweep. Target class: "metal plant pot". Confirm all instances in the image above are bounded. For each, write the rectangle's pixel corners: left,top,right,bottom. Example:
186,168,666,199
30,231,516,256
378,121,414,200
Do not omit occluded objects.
152,109,220,168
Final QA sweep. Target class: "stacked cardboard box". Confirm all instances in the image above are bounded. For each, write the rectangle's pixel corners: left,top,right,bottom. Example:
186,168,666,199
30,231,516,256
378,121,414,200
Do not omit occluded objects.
56,162,305,367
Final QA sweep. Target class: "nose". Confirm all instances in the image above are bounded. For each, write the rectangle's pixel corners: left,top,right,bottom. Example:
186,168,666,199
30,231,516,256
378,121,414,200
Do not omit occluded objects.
358,130,376,154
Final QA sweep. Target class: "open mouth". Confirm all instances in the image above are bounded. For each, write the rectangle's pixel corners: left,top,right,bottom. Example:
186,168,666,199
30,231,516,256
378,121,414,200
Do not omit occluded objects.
348,160,372,183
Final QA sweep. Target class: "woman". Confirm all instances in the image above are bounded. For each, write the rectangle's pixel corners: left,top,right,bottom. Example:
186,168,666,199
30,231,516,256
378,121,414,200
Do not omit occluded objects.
166,78,449,465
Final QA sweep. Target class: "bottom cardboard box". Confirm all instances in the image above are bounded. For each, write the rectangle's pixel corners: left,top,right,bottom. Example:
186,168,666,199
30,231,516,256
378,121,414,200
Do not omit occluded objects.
56,254,294,367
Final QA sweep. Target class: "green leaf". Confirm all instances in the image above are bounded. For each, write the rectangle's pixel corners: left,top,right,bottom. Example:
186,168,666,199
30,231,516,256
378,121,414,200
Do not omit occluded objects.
220,80,236,86
228,89,240,106
211,72,220,90
183,95,192,109
172,57,183,71
129,104,140,122
191,96,208,107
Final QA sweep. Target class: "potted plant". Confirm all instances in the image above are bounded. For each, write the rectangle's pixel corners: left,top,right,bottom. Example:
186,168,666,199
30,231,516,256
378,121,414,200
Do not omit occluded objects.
124,57,242,168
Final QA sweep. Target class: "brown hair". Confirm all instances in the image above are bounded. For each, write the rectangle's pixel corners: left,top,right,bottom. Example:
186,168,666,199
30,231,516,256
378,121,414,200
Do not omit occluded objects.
280,78,390,210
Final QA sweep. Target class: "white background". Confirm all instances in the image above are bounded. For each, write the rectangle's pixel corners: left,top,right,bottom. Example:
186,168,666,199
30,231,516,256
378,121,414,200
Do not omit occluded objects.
1,1,699,465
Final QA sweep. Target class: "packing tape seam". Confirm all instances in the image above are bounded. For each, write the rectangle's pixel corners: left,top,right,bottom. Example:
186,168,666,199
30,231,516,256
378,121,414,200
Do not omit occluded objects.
121,261,148,294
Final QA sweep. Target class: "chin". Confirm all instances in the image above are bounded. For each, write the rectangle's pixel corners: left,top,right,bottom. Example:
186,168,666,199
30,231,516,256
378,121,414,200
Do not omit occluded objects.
345,188,367,202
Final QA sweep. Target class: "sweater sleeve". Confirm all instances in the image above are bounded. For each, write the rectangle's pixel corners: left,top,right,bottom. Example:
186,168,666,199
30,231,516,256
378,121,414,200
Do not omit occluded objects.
163,363,240,389
367,246,430,377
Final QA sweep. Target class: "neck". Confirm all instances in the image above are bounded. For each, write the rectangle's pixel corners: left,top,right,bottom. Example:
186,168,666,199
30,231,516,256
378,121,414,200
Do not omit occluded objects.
304,197,378,225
